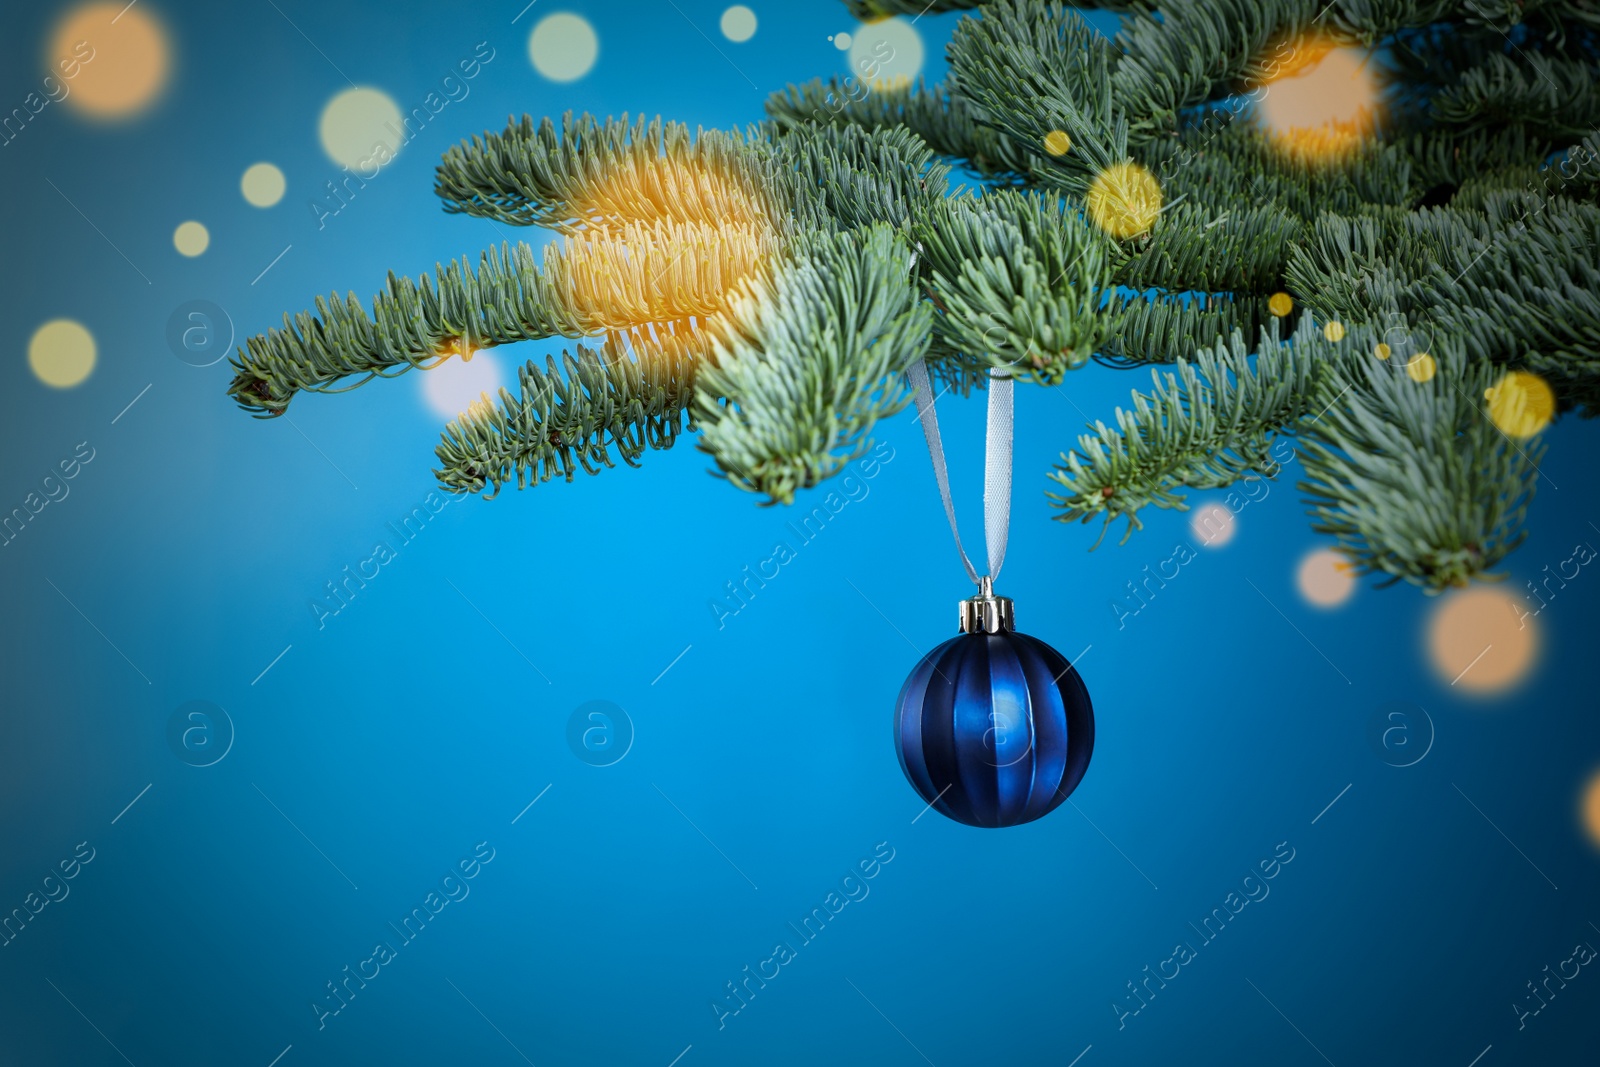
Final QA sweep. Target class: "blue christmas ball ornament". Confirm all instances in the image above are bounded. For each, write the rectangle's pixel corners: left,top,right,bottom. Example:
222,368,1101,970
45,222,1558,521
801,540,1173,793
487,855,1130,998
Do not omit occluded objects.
894,583,1094,828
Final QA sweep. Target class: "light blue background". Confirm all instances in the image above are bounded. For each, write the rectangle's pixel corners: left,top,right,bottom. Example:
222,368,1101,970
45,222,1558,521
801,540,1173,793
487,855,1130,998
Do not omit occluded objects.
3,2,1598,1064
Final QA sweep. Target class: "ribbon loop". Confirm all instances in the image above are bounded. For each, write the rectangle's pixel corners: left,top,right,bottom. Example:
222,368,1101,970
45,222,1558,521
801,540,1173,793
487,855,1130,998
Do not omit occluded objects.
907,360,1013,588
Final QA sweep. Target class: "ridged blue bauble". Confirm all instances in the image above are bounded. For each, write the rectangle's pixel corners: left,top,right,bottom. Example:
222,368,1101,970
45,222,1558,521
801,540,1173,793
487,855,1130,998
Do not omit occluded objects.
894,630,1094,828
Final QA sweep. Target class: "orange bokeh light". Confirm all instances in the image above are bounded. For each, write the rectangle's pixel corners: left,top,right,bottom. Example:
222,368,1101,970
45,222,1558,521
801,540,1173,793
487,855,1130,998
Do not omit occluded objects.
1582,769,1600,850
1426,586,1538,694
48,2,171,120
1256,36,1379,158
1296,549,1356,608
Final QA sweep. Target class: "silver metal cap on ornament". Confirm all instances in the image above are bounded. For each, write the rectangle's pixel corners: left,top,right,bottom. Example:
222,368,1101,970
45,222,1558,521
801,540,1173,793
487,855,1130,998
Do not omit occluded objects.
958,576,1014,634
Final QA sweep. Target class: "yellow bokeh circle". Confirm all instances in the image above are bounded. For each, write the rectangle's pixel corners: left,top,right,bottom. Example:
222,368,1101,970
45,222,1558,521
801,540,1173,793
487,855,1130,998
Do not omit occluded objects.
1086,161,1162,239
241,162,286,207
1406,353,1436,383
28,319,96,388
1483,370,1554,438
1268,292,1294,317
1323,320,1345,342
173,220,209,256
423,350,501,420
1374,342,1391,361
1043,130,1072,157
48,2,170,119
1426,586,1537,693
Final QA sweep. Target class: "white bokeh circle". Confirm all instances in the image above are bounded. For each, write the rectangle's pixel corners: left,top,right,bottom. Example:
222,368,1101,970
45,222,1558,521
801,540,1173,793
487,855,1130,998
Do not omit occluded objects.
529,13,599,82
721,6,757,42
848,18,922,88
423,352,502,421
319,87,404,170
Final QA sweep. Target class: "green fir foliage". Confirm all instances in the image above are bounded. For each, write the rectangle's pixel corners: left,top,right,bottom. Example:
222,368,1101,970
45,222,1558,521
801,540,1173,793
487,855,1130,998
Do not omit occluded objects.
1047,322,1324,543
228,0,1600,593
695,225,931,504
1296,335,1544,590
434,330,699,497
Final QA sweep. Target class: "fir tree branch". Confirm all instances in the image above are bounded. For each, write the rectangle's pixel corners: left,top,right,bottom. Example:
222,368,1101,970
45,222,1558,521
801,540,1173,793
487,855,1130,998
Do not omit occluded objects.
1430,53,1600,140
915,189,1118,384
227,221,772,418
842,0,981,14
1297,337,1543,590
764,77,1037,181
1111,0,1327,141
1395,125,1552,191
1046,322,1324,543
1134,120,1414,223
434,328,699,496
946,0,1130,194
773,123,949,232
695,225,932,504
1325,0,1458,42
1287,194,1600,411
433,112,783,233
1554,130,1600,199
550,219,779,330
1116,200,1307,293
921,339,998,397
1426,194,1600,410
1098,291,1284,366
224,0,1600,590
228,243,586,417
